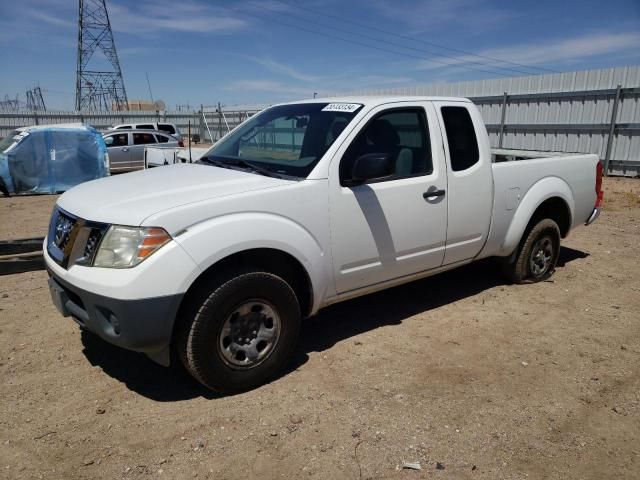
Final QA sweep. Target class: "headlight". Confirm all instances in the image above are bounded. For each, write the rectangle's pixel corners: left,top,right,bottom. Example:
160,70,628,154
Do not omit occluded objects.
93,226,171,268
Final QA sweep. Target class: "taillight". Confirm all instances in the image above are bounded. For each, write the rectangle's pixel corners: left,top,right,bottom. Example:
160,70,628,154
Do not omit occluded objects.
178,140,184,147
595,161,603,208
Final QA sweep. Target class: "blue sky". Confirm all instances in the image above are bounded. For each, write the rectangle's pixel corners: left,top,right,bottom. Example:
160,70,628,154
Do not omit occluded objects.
1,0,639,110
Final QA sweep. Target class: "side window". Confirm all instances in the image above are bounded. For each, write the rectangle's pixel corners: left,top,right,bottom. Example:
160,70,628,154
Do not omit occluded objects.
107,133,128,146
155,134,169,143
136,124,155,130
158,124,176,134
441,106,479,171
340,108,432,184
133,133,156,145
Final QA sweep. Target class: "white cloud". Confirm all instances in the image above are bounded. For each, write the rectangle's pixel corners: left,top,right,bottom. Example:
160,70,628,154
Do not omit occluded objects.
225,80,313,97
242,56,319,82
108,0,248,34
415,31,640,71
372,0,513,31
25,10,75,28
358,75,414,85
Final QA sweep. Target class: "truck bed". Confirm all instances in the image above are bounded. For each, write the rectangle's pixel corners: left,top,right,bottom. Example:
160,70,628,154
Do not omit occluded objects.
480,150,599,258
491,148,579,163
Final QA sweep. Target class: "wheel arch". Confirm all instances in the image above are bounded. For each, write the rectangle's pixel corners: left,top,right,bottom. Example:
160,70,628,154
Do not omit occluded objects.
500,176,574,257
180,247,314,318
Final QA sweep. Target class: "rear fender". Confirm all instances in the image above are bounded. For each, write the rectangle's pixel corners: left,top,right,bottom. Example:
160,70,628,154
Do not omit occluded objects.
499,176,574,256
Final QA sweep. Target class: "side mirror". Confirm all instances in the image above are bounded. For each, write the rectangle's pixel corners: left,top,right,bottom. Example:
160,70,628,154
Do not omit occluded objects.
104,136,114,146
350,153,393,184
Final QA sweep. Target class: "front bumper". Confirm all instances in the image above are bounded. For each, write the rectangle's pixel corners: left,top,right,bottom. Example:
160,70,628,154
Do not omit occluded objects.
47,270,183,366
585,207,600,226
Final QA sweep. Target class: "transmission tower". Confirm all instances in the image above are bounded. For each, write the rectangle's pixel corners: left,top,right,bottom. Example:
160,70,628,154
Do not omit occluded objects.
0,94,21,112
26,87,47,111
75,0,128,111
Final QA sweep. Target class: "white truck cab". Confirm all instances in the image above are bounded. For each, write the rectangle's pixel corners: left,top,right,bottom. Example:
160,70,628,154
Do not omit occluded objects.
44,97,602,393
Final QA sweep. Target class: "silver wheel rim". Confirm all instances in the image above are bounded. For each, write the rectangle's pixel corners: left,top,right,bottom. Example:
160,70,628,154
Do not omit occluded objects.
529,236,554,277
218,300,281,369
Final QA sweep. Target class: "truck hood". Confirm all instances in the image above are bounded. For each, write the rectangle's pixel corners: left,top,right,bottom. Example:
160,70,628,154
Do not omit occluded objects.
57,164,291,226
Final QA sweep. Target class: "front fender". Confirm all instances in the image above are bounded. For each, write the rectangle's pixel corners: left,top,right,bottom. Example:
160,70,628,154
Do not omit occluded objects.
173,212,330,314
499,176,574,256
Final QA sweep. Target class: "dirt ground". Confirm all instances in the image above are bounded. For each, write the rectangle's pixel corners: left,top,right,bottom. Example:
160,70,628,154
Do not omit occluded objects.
1,177,639,480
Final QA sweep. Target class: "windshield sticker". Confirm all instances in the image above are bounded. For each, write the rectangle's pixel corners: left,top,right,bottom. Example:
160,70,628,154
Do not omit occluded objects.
321,103,362,113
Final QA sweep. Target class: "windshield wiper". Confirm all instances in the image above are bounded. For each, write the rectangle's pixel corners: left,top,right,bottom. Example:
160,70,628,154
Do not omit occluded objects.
200,156,283,179
231,159,284,178
197,156,231,168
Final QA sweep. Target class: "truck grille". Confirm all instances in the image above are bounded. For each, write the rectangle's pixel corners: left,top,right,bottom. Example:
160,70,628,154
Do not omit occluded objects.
47,207,108,269
52,210,76,251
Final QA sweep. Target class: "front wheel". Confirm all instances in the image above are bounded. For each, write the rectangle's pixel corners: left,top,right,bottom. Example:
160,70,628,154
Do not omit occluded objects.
176,269,301,393
501,218,561,284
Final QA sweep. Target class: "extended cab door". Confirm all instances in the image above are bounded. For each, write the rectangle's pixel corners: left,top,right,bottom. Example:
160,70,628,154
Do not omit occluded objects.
434,101,493,265
328,102,448,294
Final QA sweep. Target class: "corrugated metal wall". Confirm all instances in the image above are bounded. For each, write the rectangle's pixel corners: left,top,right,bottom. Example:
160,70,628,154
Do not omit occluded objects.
334,66,640,176
2,66,639,175
0,109,261,145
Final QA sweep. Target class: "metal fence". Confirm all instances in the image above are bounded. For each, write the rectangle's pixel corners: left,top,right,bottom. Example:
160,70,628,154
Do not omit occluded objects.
0,108,261,145
2,66,639,176
471,86,639,176
334,65,640,176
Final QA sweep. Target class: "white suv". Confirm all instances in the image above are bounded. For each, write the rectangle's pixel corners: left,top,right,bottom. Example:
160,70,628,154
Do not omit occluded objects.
112,122,182,140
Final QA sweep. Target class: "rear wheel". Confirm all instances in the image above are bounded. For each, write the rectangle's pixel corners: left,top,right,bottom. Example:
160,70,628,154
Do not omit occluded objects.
176,269,301,393
501,218,561,284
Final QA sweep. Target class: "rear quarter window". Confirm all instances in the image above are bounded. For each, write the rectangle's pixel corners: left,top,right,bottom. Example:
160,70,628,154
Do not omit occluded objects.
441,106,479,172
158,124,176,134
133,133,156,145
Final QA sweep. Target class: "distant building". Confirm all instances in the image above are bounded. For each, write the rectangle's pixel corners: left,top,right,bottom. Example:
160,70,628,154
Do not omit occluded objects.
113,99,159,111
127,99,156,111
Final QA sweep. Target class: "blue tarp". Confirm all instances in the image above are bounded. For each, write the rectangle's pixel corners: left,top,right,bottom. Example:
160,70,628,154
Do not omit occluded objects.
0,125,108,195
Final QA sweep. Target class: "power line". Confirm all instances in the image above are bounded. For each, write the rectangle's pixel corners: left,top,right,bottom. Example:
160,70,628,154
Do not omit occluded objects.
255,5,531,75
237,6,519,78
253,3,537,77
274,0,559,74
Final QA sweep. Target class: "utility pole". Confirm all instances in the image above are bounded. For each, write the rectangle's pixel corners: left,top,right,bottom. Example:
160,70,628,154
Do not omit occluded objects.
75,0,128,111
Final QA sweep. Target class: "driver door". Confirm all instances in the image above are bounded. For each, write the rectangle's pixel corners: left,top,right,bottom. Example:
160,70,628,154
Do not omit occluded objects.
328,102,448,294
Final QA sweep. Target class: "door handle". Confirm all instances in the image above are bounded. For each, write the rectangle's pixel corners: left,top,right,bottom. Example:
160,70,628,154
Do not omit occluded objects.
121,148,129,152
423,188,446,199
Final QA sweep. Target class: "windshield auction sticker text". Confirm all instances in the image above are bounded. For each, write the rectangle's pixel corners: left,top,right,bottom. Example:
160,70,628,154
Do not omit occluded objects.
321,103,362,113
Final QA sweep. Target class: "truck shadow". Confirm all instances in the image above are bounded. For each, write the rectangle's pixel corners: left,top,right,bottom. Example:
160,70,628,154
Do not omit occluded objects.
296,246,588,357
80,246,588,401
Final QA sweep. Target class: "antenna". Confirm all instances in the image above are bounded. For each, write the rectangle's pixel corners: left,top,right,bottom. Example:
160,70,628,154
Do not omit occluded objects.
75,0,128,111
146,72,154,104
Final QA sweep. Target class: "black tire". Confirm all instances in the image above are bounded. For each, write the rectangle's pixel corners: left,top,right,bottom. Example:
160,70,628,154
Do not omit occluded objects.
176,268,301,393
501,218,561,284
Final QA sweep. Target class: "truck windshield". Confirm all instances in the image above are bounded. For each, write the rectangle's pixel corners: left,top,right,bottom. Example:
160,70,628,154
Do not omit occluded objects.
202,103,363,178
0,131,23,153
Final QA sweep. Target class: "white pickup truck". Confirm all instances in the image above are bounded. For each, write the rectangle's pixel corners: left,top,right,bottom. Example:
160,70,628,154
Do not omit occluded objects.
44,97,603,393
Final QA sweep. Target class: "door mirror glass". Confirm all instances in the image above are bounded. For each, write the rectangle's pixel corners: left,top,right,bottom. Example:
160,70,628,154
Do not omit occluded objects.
104,136,114,146
350,153,393,185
